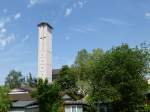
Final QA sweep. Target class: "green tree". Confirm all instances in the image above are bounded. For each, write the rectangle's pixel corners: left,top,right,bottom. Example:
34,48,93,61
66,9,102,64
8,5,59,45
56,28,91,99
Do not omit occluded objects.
74,49,91,80
73,48,104,96
73,44,149,111
0,86,11,112
89,44,149,111
36,79,61,112
26,72,37,87
26,72,33,86
34,66,79,112
57,65,76,91
5,70,24,89
56,65,83,100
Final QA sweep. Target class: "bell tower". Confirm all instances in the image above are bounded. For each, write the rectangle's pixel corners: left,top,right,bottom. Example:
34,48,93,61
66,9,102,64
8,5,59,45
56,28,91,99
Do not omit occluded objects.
38,22,53,82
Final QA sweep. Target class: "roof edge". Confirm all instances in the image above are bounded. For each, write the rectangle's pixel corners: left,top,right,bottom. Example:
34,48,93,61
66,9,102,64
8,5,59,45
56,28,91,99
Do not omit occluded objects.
38,22,53,29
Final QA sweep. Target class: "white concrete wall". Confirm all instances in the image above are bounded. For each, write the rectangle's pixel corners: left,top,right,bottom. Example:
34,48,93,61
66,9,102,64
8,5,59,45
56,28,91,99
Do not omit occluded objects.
38,24,52,83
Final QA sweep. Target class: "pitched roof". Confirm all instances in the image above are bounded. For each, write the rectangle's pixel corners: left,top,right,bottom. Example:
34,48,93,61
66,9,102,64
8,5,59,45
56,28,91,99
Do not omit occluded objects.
64,100,85,105
9,93,32,101
12,100,38,108
62,93,85,105
62,94,73,101
9,88,33,101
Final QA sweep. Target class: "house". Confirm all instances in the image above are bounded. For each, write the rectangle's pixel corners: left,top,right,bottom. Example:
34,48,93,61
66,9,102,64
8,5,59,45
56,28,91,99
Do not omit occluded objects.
62,94,85,112
9,88,33,101
9,88,39,112
10,100,38,112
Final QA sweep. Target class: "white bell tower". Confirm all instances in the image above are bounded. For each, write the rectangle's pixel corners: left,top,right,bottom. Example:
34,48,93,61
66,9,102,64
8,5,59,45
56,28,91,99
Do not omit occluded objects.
38,22,53,82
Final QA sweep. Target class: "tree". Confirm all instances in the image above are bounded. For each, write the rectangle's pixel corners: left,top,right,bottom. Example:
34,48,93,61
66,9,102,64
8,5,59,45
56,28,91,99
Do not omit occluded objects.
34,66,79,112
72,48,104,96
0,86,11,112
74,49,91,80
57,65,76,92
36,79,61,112
33,43,149,112
26,72,33,86
5,70,24,89
73,44,150,111
107,44,149,111
56,65,83,100
26,72,37,87
89,44,149,111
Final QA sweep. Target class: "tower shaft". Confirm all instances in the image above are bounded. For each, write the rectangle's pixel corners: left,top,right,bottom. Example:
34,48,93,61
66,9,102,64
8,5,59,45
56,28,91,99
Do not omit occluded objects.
38,22,52,82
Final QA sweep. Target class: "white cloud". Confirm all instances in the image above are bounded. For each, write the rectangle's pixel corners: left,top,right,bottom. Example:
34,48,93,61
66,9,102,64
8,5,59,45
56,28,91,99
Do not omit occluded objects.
99,17,131,26
65,8,72,16
71,25,96,33
27,0,47,7
145,12,150,19
14,13,21,20
64,0,87,17
0,34,15,50
3,9,7,14
0,22,5,29
76,0,87,8
22,35,29,42
28,0,39,7
65,36,70,41
78,1,84,8
145,12,150,18
0,13,19,50
0,17,10,29
0,28,7,33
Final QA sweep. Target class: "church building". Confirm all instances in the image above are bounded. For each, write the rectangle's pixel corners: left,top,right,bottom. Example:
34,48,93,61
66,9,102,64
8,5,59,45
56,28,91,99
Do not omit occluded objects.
37,22,53,83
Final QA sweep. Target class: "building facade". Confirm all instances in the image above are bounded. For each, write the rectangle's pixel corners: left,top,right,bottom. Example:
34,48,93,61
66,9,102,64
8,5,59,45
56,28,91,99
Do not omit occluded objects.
38,22,53,82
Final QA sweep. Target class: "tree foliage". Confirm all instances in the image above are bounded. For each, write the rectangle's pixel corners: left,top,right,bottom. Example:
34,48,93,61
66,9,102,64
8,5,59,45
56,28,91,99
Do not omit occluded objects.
0,86,11,112
25,72,37,87
34,43,150,112
36,79,61,112
73,44,149,111
35,66,79,112
5,70,24,89
57,65,76,92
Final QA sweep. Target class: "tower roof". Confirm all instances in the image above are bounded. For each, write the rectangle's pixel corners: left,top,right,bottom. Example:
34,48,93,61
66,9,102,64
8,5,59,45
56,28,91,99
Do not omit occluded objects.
38,22,53,29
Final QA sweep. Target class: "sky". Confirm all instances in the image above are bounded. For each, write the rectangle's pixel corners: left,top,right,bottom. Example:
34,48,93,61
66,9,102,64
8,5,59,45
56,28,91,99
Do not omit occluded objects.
0,0,150,84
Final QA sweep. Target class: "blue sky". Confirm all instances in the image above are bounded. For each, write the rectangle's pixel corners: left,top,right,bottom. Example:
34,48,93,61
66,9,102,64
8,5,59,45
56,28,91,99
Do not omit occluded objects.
0,0,150,84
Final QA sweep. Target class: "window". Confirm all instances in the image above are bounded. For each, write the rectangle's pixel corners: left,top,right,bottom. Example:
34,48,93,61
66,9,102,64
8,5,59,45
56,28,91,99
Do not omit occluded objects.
65,105,83,112
77,106,82,112
65,106,71,112
72,106,76,112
